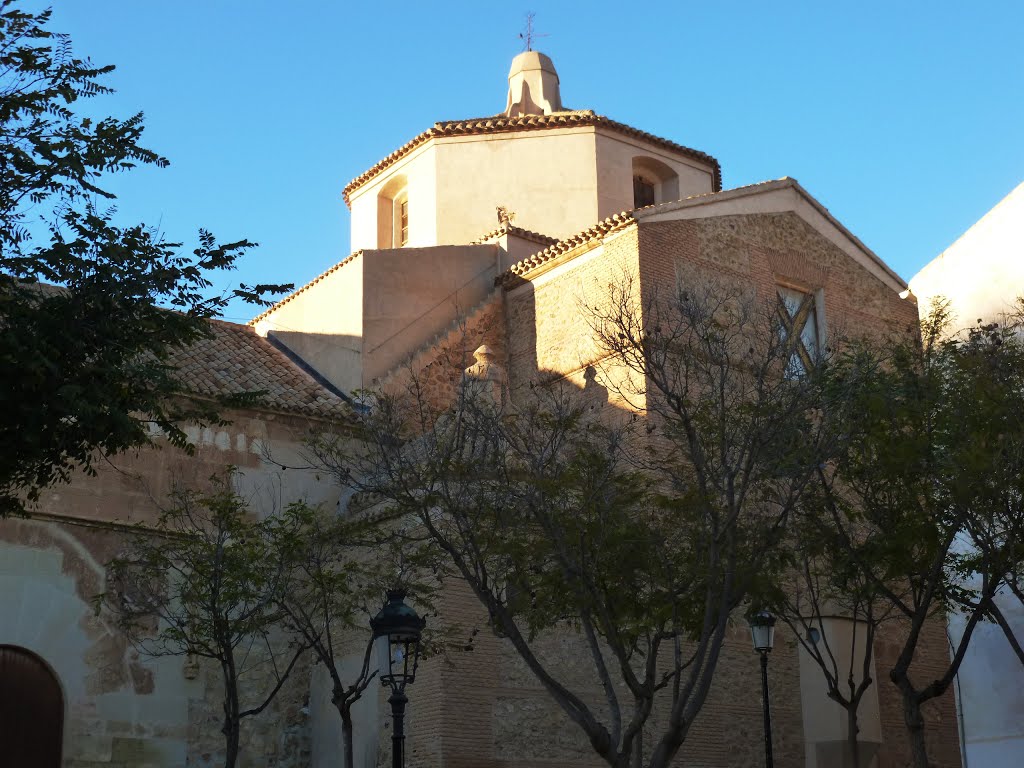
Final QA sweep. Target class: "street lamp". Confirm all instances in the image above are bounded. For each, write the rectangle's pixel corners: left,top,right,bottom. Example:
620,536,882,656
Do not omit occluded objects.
371,589,426,768
748,609,776,768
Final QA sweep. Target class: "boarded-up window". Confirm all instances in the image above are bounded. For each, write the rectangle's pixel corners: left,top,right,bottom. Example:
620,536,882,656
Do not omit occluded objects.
777,286,821,377
0,645,63,767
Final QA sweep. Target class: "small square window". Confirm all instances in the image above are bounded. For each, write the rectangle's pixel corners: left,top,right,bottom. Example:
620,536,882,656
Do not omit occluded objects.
777,287,820,377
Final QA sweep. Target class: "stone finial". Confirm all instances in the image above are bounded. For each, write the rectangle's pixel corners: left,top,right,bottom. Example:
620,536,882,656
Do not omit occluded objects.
466,345,501,377
182,653,200,680
464,344,507,405
504,51,562,117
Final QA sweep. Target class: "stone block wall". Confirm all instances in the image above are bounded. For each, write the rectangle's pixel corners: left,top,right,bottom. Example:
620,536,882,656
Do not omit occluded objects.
377,291,507,415
0,408,342,768
631,212,958,768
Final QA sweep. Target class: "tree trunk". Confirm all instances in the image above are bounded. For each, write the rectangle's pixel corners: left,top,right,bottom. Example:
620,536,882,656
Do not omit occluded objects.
223,718,240,768
646,726,685,768
341,707,355,768
846,706,861,767
899,684,930,768
221,654,241,768
222,689,241,768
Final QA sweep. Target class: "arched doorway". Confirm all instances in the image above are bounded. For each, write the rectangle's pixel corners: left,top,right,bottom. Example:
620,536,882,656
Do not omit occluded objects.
0,645,63,767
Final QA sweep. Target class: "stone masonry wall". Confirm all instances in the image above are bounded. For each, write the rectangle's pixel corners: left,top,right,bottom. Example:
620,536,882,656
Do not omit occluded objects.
343,210,955,768
635,213,918,343
0,518,314,768
635,213,958,768
378,291,507,414
394,218,807,768
504,225,646,415
0,408,342,768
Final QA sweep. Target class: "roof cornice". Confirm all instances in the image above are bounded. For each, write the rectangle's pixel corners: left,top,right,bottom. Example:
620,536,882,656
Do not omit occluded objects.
470,222,558,247
496,178,909,292
342,111,721,206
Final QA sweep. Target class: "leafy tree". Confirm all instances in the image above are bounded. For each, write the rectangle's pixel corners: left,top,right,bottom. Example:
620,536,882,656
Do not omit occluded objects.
266,502,433,768
309,279,832,768
810,303,1024,768
101,471,308,768
947,309,1024,668
767,515,897,768
0,2,289,515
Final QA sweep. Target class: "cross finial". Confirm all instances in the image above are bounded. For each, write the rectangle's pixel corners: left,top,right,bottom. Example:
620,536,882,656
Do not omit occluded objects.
518,12,548,52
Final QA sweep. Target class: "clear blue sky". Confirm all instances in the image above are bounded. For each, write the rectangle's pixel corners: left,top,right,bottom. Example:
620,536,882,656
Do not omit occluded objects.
36,1,1024,322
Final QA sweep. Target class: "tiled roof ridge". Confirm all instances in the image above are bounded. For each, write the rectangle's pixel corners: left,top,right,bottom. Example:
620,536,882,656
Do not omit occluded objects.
469,222,558,246
342,112,722,206
249,251,363,326
497,210,638,287
496,180,803,286
631,178,794,216
375,289,503,387
631,176,907,289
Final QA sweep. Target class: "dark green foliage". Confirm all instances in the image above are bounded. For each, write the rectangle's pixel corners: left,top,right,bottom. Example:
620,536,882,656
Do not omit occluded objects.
0,2,290,515
799,301,1024,768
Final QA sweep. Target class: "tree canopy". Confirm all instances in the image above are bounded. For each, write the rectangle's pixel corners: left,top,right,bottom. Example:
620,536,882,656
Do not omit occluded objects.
0,2,289,515
309,279,834,768
101,471,309,768
791,302,1024,767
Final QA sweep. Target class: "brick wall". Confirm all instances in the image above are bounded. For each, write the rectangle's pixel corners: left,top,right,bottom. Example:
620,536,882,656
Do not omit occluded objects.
635,213,918,344
361,208,958,768
875,618,964,768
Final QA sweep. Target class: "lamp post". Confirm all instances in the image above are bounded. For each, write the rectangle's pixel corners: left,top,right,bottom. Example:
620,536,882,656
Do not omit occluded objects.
749,609,776,768
370,589,426,768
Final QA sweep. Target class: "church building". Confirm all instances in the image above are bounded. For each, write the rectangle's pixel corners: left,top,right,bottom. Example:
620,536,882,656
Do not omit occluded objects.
0,50,963,768
249,50,959,768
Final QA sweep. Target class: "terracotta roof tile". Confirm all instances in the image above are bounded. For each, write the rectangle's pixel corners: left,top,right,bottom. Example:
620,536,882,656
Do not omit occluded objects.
167,319,352,421
342,111,721,205
469,222,558,246
249,251,362,326
496,211,637,287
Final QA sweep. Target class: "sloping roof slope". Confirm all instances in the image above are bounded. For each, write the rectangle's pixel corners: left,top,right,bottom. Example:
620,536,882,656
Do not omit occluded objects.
167,319,351,420
342,111,722,204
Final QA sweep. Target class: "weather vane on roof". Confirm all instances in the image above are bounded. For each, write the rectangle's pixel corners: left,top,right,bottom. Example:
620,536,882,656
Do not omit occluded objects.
519,12,548,52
